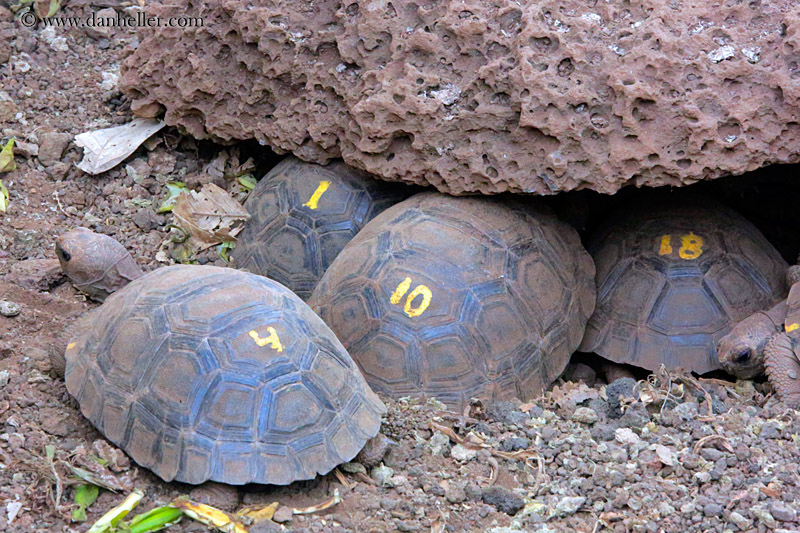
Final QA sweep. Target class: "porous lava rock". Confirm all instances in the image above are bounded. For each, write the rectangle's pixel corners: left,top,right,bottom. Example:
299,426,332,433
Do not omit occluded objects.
121,1,800,195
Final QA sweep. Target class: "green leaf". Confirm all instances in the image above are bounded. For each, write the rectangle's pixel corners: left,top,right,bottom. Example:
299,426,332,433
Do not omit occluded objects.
218,241,235,263
72,484,100,522
126,506,183,533
46,0,60,17
88,489,144,533
237,174,257,191
0,181,7,213
0,138,16,173
157,182,187,213
45,444,55,460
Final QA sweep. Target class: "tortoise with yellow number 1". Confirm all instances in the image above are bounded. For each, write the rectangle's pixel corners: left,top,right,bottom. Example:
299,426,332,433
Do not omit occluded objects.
233,156,410,299
308,192,597,411
63,261,386,485
579,198,787,374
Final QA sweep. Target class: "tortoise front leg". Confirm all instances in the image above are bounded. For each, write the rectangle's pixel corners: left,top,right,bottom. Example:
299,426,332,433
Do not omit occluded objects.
764,332,800,408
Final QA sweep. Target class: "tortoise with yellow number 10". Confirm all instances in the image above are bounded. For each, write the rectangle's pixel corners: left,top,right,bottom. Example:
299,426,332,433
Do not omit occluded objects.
579,199,787,374
64,263,386,485
233,156,410,299
308,192,597,411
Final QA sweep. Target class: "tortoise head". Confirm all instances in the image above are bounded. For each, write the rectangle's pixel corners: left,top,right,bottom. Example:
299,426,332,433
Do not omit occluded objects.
55,228,139,292
55,228,100,283
717,311,781,379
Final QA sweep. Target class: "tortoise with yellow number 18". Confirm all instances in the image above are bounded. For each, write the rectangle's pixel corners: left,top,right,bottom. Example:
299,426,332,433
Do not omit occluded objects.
233,157,410,299
579,198,787,374
308,192,597,411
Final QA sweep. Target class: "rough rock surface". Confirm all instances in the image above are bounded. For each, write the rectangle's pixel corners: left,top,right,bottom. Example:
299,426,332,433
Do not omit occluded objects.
121,0,800,195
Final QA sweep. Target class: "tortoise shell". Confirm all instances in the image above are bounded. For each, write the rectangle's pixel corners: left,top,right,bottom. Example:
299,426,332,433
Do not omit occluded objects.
308,192,596,411
233,157,409,299
65,265,385,485
579,199,787,373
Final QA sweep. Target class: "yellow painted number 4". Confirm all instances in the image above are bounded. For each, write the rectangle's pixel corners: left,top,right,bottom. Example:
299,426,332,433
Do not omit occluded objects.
249,327,283,352
658,232,704,259
302,180,330,210
390,277,432,318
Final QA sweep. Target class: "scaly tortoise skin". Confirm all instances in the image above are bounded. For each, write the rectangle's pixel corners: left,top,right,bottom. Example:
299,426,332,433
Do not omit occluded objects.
579,199,787,374
56,228,144,301
719,283,800,406
308,192,596,411
233,157,410,300
65,264,386,485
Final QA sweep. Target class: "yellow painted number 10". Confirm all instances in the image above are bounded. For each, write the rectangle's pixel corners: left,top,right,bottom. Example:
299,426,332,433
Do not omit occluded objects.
391,277,432,318
658,232,704,259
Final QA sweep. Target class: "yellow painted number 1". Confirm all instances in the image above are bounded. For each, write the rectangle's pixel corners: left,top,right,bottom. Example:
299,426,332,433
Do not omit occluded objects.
390,277,432,318
302,180,331,210
658,232,704,259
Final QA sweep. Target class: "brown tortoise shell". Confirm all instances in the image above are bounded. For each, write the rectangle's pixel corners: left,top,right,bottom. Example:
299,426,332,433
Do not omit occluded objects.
308,192,596,411
579,199,787,374
65,265,385,485
233,157,410,300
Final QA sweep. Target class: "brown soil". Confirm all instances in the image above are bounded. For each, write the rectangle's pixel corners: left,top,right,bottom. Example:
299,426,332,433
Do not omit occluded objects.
2,3,800,533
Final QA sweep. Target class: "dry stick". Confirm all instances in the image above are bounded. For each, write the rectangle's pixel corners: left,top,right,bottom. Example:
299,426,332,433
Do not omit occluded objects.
693,434,734,454
429,420,546,491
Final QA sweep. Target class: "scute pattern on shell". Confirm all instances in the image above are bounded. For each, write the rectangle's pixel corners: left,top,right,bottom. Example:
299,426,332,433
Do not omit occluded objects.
580,200,787,374
65,265,386,485
233,157,410,299
309,192,596,411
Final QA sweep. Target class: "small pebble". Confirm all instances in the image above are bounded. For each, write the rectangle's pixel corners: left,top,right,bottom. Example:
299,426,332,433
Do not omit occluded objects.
728,511,751,530
272,506,293,523
450,444,478,462
482,486,524,515
571,407,598,424
770,501,796,522
703,503,723,517
371,464,395,486
554,496,586,517
0,300,20,317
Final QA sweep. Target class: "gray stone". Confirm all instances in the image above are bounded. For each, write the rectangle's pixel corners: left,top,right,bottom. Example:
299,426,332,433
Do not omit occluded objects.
0,300,20,317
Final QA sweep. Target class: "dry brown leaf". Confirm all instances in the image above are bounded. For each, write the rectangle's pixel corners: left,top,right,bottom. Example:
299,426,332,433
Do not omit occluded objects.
173,184,250,247
549,382,599,407
237,501,279,522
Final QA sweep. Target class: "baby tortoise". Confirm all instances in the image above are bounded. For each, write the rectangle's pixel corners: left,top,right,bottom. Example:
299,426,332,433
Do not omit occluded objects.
56,228,143,301
579,198,787,374
233,157,410,300
718,283,800,407
55,230,388,485
309,192,596,412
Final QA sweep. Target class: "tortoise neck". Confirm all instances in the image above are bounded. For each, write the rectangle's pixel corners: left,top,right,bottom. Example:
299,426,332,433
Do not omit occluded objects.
759,299,788,330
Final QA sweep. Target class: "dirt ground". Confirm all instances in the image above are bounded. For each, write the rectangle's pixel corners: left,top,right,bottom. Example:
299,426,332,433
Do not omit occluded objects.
3,3,800,533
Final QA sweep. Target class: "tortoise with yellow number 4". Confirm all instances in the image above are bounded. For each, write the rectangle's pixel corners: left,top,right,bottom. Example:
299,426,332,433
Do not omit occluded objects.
233,157,410,299
65,264,386,485
308,192,596,411
579,199,787,374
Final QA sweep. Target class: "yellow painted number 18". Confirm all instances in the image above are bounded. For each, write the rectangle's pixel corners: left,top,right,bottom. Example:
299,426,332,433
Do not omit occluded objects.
658,232,704,259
